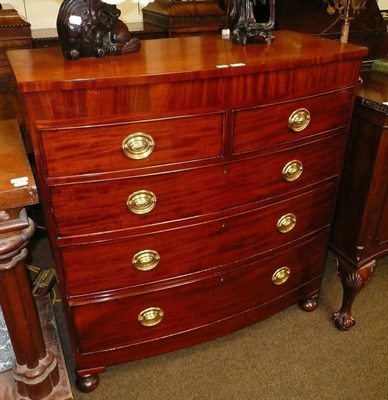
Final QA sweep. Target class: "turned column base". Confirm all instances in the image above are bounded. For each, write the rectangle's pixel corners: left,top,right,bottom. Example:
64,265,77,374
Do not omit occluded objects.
0,208,60,399
13,351,59,400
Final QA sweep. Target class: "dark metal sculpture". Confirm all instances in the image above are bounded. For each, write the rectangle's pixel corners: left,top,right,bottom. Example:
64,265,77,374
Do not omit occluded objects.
230,0,275,45
57,0,140,60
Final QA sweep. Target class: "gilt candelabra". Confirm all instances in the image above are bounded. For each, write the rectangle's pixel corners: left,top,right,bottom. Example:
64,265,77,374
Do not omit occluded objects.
324,0,368,43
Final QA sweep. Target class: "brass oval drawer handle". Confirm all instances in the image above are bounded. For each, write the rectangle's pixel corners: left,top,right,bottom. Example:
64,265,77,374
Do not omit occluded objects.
277,213,297,233
282,160,303,182
138,307,164,327
272,267,291,285
288,108,311,132
132,250,160,271
127,190,157,215
122,132,155,160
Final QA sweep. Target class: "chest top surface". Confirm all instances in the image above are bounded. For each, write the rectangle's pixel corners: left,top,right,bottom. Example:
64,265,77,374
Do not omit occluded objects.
7,31,367,93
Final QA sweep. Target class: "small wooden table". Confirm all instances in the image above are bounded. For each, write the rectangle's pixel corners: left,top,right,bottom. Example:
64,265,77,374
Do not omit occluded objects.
0,120,59,399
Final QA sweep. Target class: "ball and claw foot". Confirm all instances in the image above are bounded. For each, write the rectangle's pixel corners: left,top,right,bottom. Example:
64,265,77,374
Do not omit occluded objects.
300,296,318,312
332,311,355,331
76,373,100,393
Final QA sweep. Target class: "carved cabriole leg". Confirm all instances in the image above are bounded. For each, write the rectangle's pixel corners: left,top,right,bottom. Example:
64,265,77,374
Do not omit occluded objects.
333,257,375,331
0,208,59,399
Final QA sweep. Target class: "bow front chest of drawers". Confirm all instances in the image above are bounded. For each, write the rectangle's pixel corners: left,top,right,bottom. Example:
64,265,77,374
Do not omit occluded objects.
8,31,367,392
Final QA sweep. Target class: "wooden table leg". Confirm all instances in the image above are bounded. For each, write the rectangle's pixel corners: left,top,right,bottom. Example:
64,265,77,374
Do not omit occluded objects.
0,208,59,400
332,256,375,331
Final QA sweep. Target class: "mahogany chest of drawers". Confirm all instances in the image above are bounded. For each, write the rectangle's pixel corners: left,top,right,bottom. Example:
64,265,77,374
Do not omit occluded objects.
8,31,367,392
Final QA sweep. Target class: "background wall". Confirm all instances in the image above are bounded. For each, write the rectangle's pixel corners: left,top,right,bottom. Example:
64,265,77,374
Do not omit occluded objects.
3,0,143,30
380,0,388,9
2,0,388,31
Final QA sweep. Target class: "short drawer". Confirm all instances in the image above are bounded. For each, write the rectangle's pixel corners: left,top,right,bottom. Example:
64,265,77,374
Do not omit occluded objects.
62,183,335,296
71,234,327,354
39,112,224,177
51,134,345,237
232,88,353,154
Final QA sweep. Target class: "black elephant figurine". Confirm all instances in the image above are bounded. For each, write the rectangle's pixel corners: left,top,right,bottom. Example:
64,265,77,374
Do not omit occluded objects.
57,0,140,60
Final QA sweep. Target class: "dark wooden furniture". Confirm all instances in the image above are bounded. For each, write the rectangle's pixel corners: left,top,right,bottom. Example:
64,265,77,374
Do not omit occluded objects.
8,32,366,392
142,0,225,37
330,69,388,330
0,5,32,148
0,119,59,399
275,0,388,62
32,22,167,49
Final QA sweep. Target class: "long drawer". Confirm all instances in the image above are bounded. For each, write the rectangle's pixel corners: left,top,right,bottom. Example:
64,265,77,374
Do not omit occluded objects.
71,234,327,354
62,183,335,296
51,134,345,237
39,112,224,178
233,88,353,154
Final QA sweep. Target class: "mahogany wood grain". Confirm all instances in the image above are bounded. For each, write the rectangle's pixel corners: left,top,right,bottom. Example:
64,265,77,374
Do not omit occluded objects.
8,32,367,391
71,234,328,354
62,183,335,297
38,90,351,179
50,137,342,237
39,112,224,178
13,60,361,122
233,88,353,154
73,275,323,373
0,120,37,209
8,32,366,90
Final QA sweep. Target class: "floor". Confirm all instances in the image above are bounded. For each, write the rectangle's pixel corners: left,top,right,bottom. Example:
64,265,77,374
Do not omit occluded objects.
0,296,73,400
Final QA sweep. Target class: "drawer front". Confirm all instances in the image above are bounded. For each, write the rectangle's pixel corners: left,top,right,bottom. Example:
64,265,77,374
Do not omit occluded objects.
62,183,335,296
233,88,353,154
71,234,327,354
52,134,345,237
39,113,224,177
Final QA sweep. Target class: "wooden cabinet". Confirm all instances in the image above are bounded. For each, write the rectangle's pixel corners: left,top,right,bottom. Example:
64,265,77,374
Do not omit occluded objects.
142,0,225,37
330,70,388,330
8,31,366,393
0,5,32,148
0,120,59,400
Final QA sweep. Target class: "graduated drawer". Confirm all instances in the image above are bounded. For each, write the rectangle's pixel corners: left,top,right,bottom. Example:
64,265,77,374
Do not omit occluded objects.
62,183,335,296
232,88,353,154
71,234,327,354
39,113,224,177
51,134,345,237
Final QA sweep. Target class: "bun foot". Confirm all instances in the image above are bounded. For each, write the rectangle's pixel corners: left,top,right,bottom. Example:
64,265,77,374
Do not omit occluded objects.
76,373,100,393
300,295,318,312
